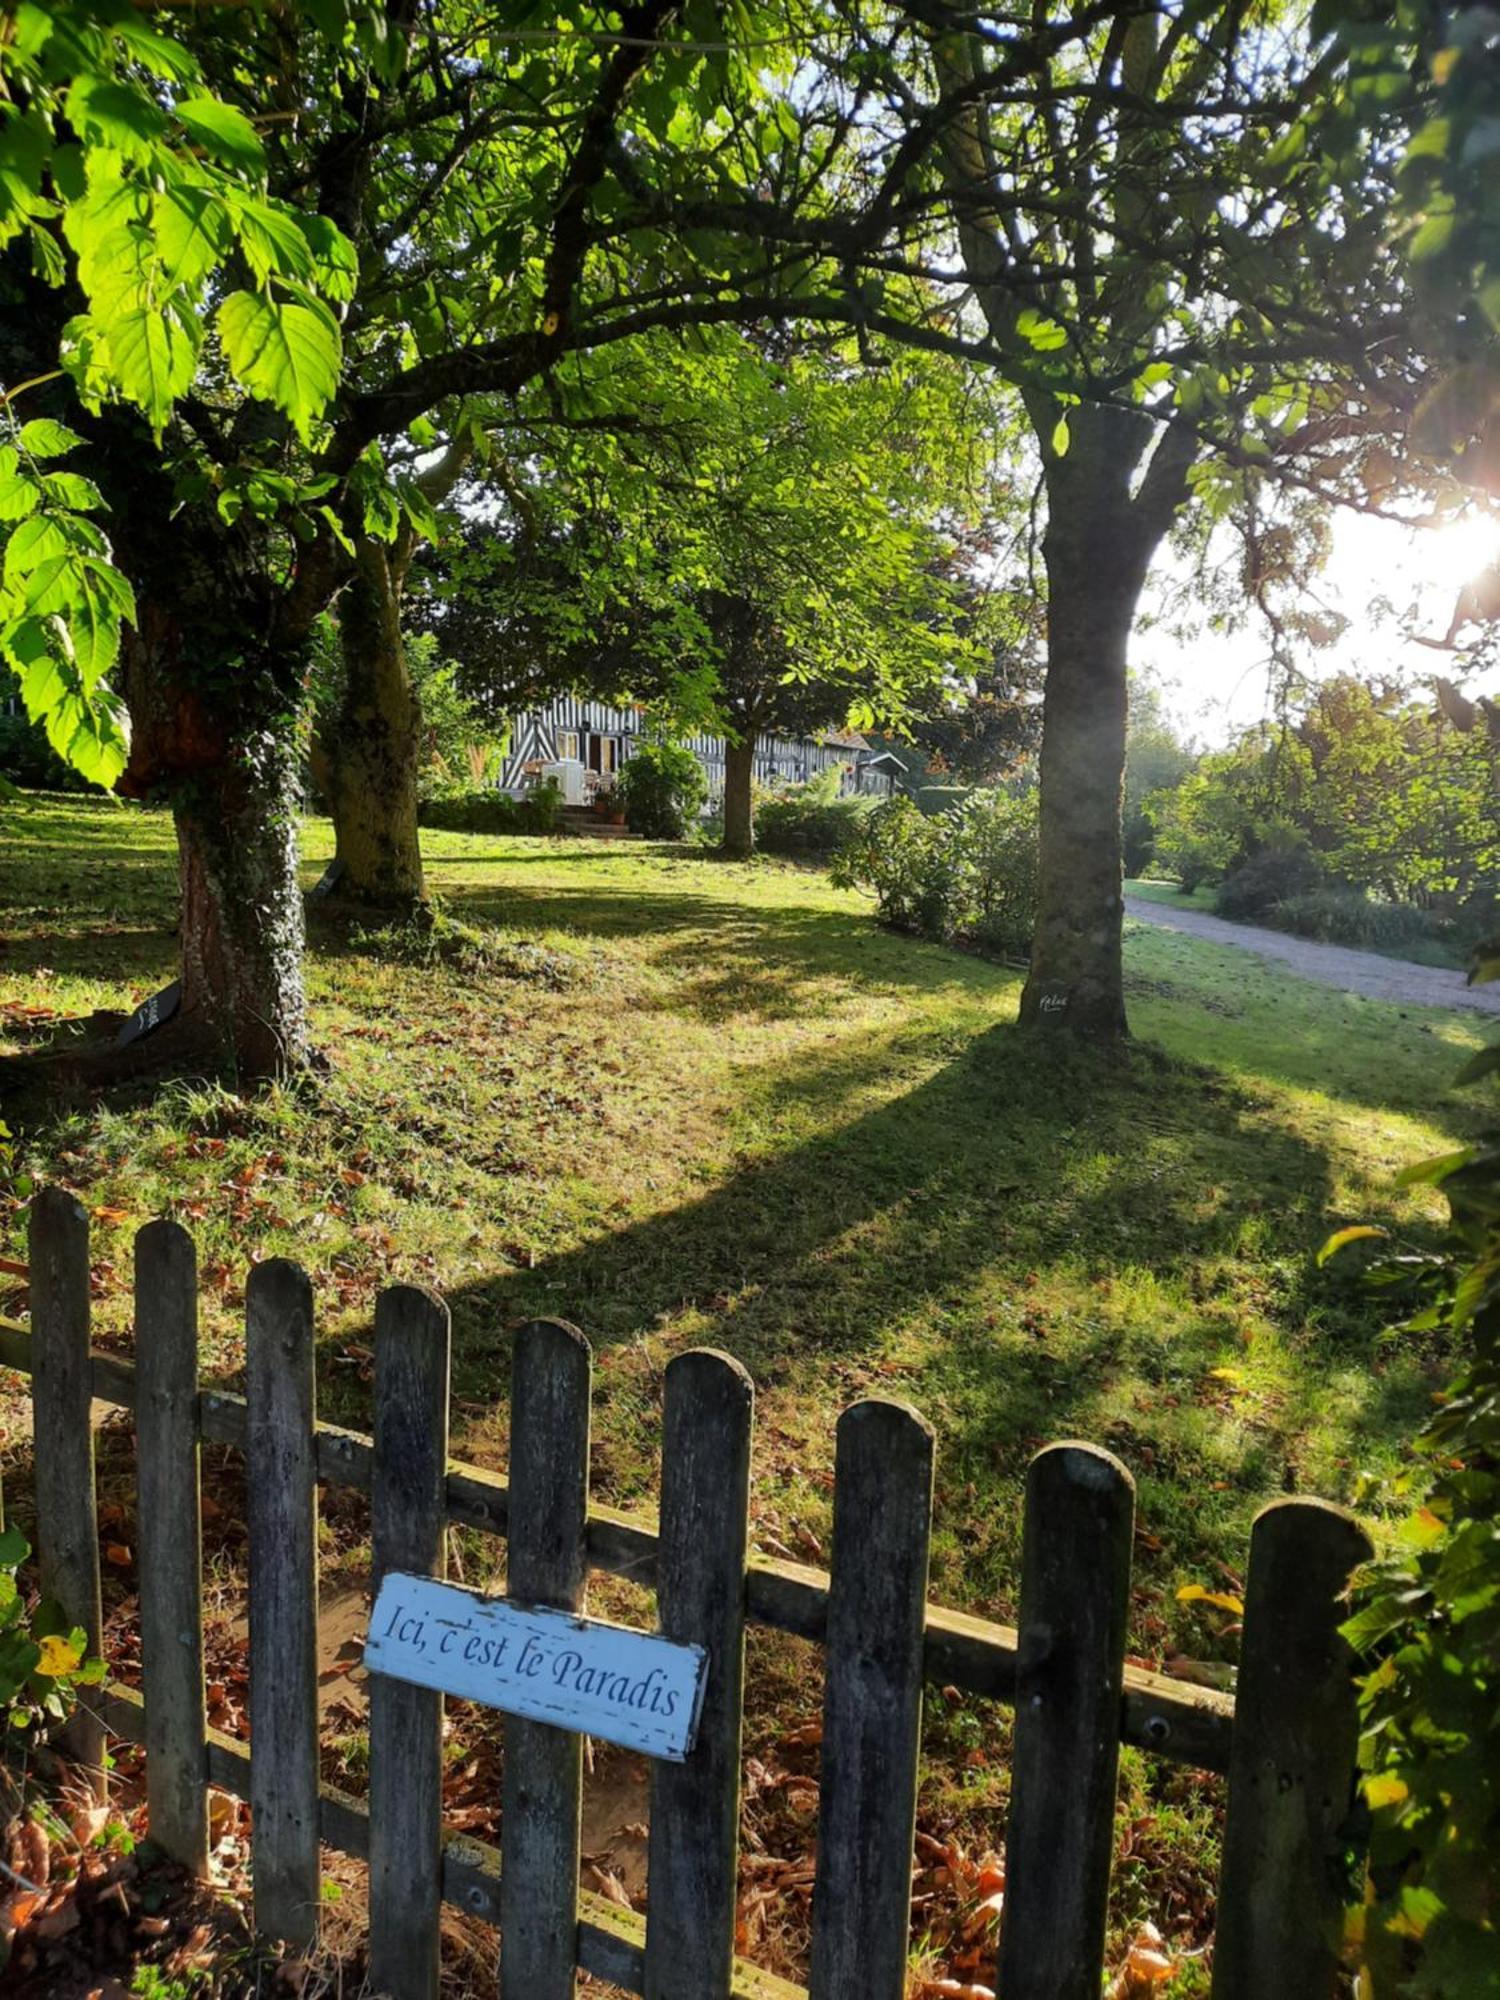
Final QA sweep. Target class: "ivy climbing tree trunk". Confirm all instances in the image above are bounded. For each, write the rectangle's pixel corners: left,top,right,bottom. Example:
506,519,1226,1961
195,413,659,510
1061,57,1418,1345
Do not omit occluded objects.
174,745,311,1080
117,597,319,1084
104,436,333,1087
721,734,756,858
319,539,427,914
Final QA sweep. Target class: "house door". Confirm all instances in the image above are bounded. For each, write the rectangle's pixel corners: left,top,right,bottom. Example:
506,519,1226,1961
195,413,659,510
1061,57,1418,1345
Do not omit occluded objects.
587,736,620,776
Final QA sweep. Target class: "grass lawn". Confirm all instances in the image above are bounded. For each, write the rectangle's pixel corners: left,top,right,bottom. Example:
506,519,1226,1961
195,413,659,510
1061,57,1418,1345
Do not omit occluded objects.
1,796,1487,1991
1125,877,1218,913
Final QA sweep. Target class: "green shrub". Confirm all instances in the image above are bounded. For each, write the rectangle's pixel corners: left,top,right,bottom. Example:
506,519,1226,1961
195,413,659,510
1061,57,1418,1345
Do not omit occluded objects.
1268,890,1453,955
1332,1001,1500,1994
833,787,1039,955
948,790,1041,958
417,776,563,836
914,782,974,816
832,795,943,927
0,1523,105,1734
1215,839,1323,919
755,776,877,855
615,741,708,839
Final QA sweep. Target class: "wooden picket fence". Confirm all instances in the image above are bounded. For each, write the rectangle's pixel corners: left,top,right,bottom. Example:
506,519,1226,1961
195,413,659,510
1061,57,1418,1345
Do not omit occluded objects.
0,1188,1373,1999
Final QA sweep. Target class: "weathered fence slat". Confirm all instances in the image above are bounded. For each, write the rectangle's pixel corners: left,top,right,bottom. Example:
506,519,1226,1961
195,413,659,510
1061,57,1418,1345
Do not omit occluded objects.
29,1187,105,1792
1211,1497,1373,2000
134,1220,209,1872
245,1259,321,1946
644,1349,754,2000
499,1319,592,2000
997,1442,1136,2000
369,1286,452,2000
808,1399,934,2000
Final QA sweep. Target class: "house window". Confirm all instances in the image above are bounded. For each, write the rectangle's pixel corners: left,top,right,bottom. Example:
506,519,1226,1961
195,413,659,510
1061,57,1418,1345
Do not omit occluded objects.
557,730,581,762
588,735,621,775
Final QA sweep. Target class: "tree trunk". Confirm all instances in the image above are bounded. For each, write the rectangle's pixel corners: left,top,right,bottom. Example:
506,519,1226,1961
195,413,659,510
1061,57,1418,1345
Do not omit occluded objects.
111,526,330,1087
1019,410,1180,1039
721,733,756,858
320,541,426,912
176,742,312,1080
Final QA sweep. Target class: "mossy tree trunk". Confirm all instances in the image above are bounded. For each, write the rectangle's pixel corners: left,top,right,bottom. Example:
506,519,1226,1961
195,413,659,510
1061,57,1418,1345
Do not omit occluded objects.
316,441,470,912
117,579,325,1085
319,538,427,913
174,744,311,1080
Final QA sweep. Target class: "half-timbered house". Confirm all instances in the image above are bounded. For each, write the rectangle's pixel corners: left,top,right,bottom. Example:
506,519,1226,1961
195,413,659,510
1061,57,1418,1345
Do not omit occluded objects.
495,697,904,804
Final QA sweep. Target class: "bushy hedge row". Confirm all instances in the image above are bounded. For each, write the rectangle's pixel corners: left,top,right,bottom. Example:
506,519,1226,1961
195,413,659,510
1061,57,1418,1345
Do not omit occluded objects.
1208,844,1487,963
755,778,877,854
832,789,1038,957
616,742,708,839
417,778,564,836
1267,889,1461,956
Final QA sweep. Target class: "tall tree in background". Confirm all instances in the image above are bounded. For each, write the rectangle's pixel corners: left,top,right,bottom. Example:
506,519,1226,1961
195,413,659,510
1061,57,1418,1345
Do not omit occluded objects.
414,332,1001,856
643,3,1414,1034
902,4,1405,1033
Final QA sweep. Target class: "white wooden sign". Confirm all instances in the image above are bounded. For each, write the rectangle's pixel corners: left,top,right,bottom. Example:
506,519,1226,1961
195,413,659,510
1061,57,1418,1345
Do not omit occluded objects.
364,1573,709,1762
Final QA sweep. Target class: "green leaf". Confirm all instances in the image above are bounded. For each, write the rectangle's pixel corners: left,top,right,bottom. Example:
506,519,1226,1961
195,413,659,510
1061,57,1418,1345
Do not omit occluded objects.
397,477,441,544
1051,415,1070,458
1453,1042,1500,1086
0,467,41,522
0,1526,29,1567
63,76,166,162
175,95,264,176
108,307,198,430
42,685,127,788
154,184,232,292
4,512,71,582
218,291,340,443
1396,1146,1475,1189
41,471,104,512
1016,307,1068,352
229,195,315,287
1318,1224,1389,1266
18,419,85,459
295,211,359,303
1410,210,1456,262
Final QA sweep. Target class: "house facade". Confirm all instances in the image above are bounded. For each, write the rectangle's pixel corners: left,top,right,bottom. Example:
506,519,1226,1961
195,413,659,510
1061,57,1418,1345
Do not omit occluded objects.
496,696,905,801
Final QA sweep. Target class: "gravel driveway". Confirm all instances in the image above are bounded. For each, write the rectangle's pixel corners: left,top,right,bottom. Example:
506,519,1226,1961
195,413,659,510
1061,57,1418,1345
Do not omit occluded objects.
1125,895,1500,1016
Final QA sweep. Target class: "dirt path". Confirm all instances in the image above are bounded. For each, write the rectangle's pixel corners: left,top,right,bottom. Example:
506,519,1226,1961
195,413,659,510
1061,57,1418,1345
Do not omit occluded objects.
1125,894,1500,1016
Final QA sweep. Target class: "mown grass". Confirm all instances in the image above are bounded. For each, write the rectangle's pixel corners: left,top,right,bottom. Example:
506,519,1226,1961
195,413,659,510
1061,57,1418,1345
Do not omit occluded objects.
1,795,1488,1987
1126,877,1218,913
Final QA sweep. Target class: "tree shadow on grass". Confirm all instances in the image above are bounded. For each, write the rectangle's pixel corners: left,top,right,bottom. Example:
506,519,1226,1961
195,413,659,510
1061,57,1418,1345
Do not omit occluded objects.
436,1023,1357,1451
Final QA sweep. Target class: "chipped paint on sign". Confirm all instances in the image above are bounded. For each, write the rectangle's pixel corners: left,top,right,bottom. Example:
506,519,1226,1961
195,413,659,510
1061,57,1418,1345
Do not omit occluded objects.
364,1572,709,1761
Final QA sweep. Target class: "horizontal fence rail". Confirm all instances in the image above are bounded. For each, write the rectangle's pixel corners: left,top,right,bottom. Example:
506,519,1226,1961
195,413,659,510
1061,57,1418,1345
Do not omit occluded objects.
0,1311,1235,1772
2,1196,1375,2000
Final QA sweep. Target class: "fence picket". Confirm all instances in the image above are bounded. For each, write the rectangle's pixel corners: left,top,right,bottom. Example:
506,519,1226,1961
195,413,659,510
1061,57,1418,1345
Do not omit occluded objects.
997,1442,1135,2000
499,1319,592,2000
369,1286,452,2000
644,1350,754,2000
246,1259,321,1946
808,1399,934,2000
29,1187,105,1793
1211,1497,1372,2000
134,1220,209,1872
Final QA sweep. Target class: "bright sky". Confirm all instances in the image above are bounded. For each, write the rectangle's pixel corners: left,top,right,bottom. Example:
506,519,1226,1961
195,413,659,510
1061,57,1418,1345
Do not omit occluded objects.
1139,508,1500,747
